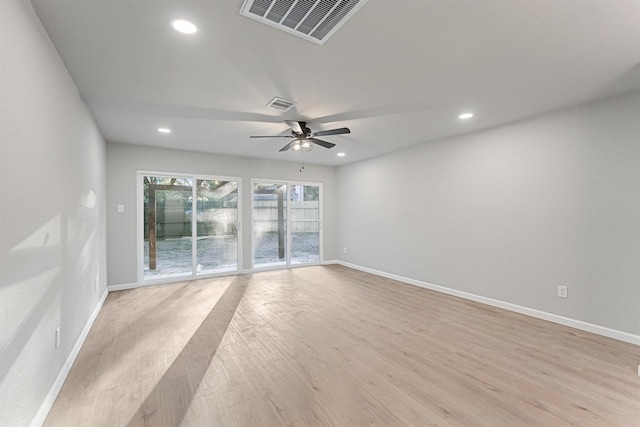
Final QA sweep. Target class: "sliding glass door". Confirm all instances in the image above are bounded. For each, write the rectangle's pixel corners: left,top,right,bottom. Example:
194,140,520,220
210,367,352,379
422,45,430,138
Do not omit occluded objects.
252,182,287,268
252,180,322,269
195,179,239,275
142,176,194,280
290,184,320,264
140,173,240,282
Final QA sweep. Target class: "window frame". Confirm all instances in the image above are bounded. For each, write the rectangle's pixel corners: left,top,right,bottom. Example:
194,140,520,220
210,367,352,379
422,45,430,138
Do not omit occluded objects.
250,178,323,271
136,170,242,286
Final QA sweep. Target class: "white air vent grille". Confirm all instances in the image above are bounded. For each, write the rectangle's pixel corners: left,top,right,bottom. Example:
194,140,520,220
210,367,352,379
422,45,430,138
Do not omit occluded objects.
241,0,368,45
266,96,296,111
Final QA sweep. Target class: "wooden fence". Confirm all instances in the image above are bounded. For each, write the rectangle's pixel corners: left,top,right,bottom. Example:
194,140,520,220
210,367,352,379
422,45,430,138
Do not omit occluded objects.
145,200,318,239
253,200,319,233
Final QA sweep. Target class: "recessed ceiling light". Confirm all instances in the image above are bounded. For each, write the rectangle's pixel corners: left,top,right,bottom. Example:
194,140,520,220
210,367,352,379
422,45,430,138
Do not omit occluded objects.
171,19,198,34
458,113,474,119
157,128,171,133
337,152,346,157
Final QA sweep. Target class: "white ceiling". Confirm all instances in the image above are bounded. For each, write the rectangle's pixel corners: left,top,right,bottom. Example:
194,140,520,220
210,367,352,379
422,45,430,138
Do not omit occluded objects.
31,0,640,166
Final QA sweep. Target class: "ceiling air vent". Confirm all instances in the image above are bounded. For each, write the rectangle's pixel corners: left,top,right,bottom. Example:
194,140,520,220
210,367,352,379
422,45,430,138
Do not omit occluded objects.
266,96,296,111
240,0,368,45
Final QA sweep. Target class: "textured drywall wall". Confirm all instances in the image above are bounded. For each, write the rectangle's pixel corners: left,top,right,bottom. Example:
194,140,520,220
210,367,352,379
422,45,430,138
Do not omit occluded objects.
0,1,107,425
106,143,338,285
337,91,640,335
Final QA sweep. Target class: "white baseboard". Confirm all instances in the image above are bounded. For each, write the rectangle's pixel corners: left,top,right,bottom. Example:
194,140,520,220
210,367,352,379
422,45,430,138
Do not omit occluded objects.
110,264,338,291
336,261,640,346
109,270,256,292
108,281,138,292
30,289,109,427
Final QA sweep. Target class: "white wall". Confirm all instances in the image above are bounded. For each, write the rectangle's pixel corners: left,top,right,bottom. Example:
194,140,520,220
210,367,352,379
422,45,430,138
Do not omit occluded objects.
338,91,640,336
107,143,338,286
0,1,107,426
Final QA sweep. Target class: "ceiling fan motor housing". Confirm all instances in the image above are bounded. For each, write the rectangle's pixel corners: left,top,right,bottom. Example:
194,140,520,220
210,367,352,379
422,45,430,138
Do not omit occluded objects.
297,122,311,136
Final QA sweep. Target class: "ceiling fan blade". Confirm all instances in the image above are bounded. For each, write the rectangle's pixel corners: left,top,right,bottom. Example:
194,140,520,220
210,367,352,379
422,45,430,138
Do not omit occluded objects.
249,135,292,138
279,141,296,152
285,120,305,135
308,138,336,149
311,127,351,137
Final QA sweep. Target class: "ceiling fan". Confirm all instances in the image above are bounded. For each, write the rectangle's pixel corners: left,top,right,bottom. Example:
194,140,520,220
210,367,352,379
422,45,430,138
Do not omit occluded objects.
250,120,350,152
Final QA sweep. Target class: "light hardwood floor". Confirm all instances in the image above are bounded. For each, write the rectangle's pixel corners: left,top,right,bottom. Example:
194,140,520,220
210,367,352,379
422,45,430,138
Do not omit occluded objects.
44,265,640,426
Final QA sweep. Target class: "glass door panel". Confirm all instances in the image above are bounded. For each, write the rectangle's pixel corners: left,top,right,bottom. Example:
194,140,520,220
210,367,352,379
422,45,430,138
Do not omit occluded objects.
253,182,287,268
195,179,238,275
143,175,193,280
290,185,320,264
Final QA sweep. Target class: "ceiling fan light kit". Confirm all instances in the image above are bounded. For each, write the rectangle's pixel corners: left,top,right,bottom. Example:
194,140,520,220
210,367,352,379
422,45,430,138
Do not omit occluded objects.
292,140,313,152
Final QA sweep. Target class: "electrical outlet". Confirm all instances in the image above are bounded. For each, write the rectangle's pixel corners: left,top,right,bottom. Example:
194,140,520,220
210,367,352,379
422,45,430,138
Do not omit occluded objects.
343,247,348,254
557,285,568,299
55,326,61,349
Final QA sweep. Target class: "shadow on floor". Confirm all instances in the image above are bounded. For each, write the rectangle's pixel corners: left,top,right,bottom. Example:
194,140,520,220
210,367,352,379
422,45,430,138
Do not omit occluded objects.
126,274,250,426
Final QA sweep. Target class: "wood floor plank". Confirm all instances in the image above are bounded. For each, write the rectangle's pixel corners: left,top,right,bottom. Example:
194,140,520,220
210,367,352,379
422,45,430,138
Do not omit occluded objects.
44,265,640,426
182,392,236,427
226,397,272,426
226,335,304,426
